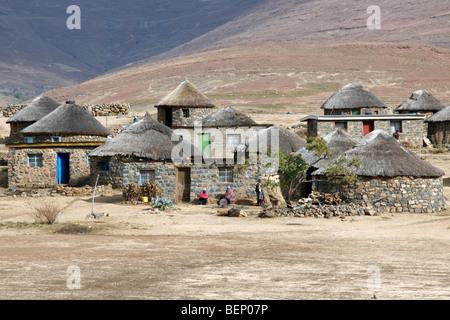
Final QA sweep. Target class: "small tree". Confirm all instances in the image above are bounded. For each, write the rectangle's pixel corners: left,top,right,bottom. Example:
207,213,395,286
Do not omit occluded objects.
277,136,359,204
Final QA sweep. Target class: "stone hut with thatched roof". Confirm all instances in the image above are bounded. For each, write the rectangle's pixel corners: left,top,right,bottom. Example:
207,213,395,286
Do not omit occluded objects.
6,101,112,189
154,79,216,127
89,113,263,202
425,105,450,146
6,95,61,140
395,89,447,118
312,130,446,213
321,82,389,115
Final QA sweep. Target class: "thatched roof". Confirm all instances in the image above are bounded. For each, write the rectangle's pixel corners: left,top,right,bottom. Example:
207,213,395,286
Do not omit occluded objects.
201,106,258,126
154,79,215,108
313,130,445,178
395,89,447,113
426,105,450,122
237,126,306,154
321,82,387,110
90,113,199,161
7,95,61,123
21,102,112,136
295,129,357,168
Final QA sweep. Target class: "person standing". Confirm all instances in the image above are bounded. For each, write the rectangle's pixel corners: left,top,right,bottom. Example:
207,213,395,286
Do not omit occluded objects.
255,178,264,206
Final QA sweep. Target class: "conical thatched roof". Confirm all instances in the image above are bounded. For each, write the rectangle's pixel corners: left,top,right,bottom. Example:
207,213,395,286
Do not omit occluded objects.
321,82,387,110
313,130,444,178
395,89,447,113
426,105,450,122
154,79,215,108
295,129,357,168
201,106,257,126
90,113,199,161
21,102,112,136
237,126,306,154
7,95,61,123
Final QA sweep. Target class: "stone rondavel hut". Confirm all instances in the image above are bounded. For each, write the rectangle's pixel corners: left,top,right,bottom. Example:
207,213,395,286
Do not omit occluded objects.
395,89,447,117
312,130,446,213
7,101,112,188
425,105,450,143
321,82,388,115
6,95,61,139
155,79,216,127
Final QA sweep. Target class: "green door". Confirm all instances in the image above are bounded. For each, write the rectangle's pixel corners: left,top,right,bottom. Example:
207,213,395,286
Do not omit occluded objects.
198,134,211,158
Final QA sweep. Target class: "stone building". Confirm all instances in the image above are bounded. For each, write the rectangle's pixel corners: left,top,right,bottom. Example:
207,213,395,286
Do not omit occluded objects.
154,79,216,127
89,113,261,202
300,113,426,148
6,101,112,188
321,82,389,115
5,95,61,141
312,130,446,213
425,105,450,144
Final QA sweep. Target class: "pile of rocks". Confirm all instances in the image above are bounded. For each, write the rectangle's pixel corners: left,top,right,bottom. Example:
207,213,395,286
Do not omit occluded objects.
259,191,377,218
84,103,130,116
51,184,114,197
0,104,27,117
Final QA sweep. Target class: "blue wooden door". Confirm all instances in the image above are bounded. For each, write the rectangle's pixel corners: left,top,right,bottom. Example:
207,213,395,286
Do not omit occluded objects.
57,153,70,184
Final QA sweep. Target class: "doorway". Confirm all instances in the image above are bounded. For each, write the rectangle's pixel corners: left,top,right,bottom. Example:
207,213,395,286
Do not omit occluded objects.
57,152,70,184
164,108,173,127
176,167,191,203
363,121,374,136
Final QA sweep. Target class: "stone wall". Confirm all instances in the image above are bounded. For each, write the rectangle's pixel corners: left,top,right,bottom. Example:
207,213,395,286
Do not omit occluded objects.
427,122,450,142
324,107,389,115
7,147,95,188
313,175,445,213
156,106,214,127
313,118,424,148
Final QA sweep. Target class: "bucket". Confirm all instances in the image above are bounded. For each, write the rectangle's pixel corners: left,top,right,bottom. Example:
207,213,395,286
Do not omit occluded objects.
142,196,148,203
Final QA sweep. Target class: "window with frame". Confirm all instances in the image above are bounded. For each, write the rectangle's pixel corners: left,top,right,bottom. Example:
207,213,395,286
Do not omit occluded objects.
27,153,43,168
182,108,190,118
51,136,62,142
139,170,155,185
226,134,241,147
334,121,348,130
99,161,110,171
390,121,402,133
218,167,234,183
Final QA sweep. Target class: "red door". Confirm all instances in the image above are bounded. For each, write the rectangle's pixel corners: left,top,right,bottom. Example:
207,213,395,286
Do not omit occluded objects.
363,121,374,136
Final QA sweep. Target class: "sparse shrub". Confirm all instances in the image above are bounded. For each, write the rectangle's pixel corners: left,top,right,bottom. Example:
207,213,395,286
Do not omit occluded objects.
27,200,63,224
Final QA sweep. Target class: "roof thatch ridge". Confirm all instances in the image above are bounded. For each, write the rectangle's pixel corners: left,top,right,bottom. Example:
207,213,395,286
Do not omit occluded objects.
426,105,450,122
20,102,112,136
313,130,445,178
89,114,199,161
395,89,447,112
321,82,387,110
154,79,215,108
7,95,61,123
201,106,258,126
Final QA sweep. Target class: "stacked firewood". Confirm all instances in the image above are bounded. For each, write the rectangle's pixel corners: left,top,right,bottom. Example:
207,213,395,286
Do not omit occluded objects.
298,191,342,206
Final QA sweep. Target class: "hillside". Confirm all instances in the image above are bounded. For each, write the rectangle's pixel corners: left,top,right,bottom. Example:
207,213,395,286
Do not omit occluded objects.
1,0,448,104
47,41,450,117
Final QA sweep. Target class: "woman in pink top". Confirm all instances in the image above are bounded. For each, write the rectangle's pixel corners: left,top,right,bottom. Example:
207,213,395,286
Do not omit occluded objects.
198,188,208,205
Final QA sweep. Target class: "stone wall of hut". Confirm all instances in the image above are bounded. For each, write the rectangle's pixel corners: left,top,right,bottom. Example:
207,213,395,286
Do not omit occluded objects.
157,106,214,127
7,147,94,188
311,118,424,148
313,176,445,213
427,122,450,142
90,157,260,202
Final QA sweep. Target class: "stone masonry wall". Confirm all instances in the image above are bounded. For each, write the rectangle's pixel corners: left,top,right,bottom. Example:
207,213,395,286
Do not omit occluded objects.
8,147,94,188
324,107,389,115
314,176,445,213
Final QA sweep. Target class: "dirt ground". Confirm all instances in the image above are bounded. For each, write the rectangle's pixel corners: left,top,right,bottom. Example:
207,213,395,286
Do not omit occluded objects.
0,116,449,300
